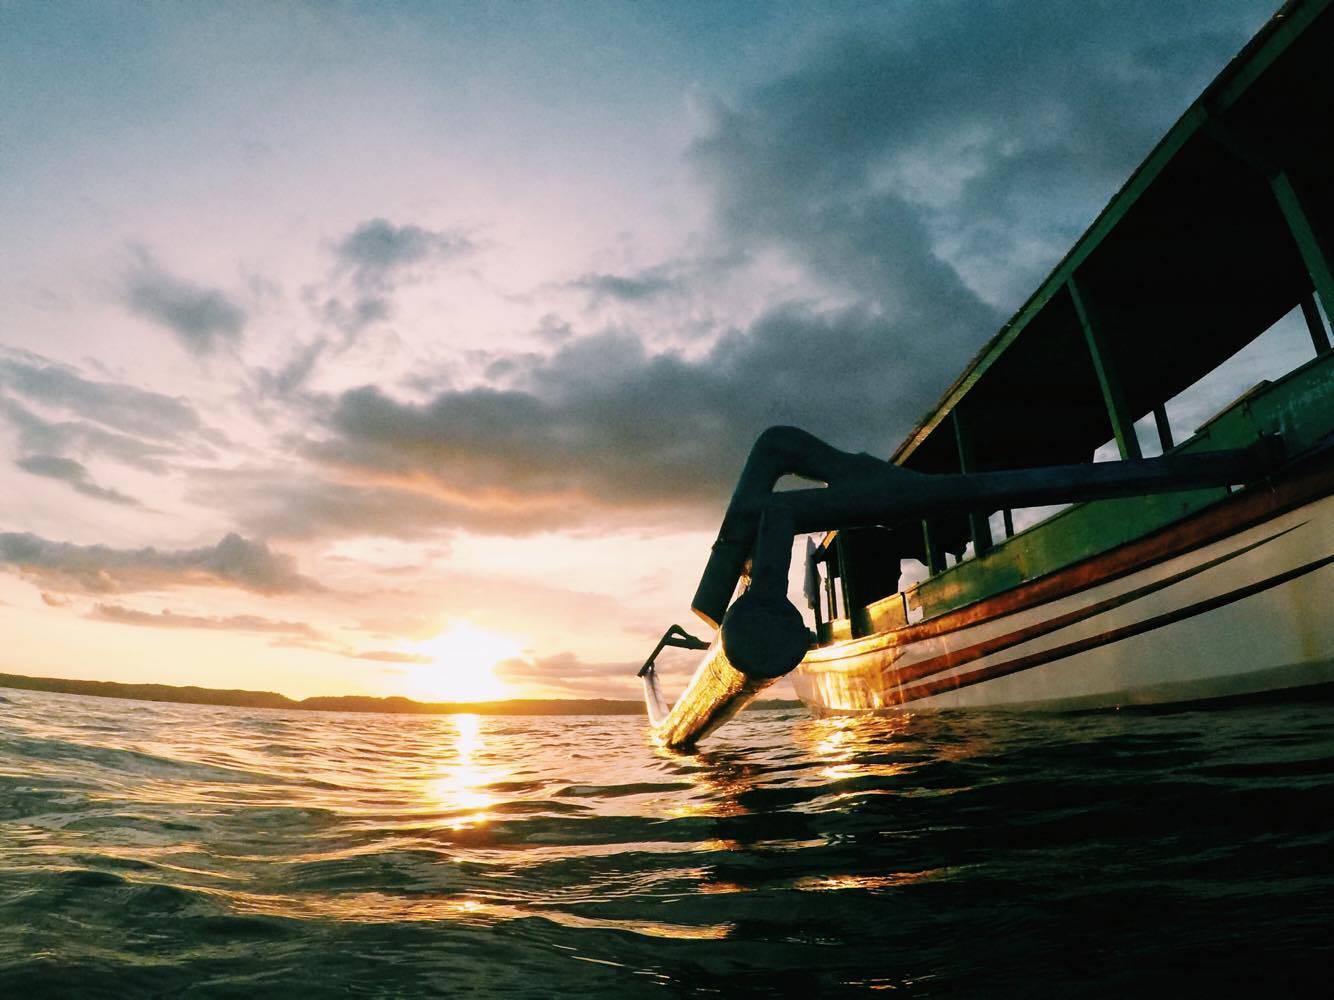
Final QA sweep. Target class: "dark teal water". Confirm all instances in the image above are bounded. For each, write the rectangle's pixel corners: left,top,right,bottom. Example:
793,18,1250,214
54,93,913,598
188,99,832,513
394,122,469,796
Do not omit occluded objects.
2,688,1332,997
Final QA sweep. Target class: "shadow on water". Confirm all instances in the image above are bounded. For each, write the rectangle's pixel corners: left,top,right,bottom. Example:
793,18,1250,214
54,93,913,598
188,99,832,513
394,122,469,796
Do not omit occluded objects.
1,689,1333,996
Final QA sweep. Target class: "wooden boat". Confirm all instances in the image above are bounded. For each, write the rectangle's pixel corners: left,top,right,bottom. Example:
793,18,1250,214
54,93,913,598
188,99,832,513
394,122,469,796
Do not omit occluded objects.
794,0,1334,715
643,0,1334,746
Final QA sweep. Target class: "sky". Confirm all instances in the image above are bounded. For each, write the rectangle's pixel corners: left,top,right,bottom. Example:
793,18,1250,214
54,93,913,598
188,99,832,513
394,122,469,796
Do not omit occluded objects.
0,0,1296,703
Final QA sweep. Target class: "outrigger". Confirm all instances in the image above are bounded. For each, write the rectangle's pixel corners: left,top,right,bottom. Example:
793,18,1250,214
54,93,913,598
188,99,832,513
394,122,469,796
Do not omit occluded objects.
642,0,1334,748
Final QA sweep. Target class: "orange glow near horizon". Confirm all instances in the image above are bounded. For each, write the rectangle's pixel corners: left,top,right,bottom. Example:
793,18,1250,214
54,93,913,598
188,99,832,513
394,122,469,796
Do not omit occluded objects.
395,624,521,702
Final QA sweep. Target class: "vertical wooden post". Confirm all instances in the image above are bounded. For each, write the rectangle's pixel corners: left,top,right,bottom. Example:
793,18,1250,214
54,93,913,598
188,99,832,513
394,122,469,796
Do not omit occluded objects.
835,534,858,629
1299,292,1332,356
921,519,945,575
1069,275,1143,460
951,410,993,556
810,557,824,631
823,557,839,621
1152,403,1175,452
1002,509,1015,539
1271,171,1334,329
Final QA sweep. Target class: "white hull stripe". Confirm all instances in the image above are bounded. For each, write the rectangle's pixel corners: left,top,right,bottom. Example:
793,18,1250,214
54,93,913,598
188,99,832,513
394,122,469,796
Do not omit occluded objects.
898,552,1334,703
886,521,1307,689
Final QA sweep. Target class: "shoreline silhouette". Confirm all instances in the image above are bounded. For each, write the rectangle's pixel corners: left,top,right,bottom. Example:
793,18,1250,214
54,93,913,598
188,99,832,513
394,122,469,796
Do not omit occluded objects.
0,671,800,717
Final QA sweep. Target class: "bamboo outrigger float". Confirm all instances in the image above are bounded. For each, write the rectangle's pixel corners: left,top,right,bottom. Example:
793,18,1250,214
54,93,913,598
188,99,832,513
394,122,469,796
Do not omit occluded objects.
643,0,1334,748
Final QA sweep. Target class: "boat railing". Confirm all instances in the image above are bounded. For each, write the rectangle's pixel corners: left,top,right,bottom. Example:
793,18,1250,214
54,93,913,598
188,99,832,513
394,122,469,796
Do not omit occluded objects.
879,347,1334,629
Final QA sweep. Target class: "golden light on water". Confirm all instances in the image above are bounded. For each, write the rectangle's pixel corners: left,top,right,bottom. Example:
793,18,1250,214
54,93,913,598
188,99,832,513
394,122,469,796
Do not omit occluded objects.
398,624,522,702
425,714,500,830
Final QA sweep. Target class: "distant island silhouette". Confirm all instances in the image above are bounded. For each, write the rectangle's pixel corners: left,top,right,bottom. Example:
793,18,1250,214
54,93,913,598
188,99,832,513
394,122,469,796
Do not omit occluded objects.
0,671,800,716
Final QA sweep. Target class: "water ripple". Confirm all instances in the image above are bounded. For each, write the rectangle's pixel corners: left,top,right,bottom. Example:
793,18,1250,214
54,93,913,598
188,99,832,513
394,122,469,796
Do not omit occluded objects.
2,689,1333,995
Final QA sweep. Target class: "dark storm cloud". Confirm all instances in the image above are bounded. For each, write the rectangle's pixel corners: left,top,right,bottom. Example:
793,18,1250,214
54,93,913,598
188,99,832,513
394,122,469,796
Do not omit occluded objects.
313,301,958,526
333,217,474,293
304,1,1271,533
89,603,321,637
0,531,322,595
693,0,1268,310
564,253,746,307
14,454,141,507
124,255,247,356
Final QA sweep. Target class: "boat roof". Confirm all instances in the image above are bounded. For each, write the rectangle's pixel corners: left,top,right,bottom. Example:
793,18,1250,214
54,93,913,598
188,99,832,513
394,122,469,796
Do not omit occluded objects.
890,0,1334,476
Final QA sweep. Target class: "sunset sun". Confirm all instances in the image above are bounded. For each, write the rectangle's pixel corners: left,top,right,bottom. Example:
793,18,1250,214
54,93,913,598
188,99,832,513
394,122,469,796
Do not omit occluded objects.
398,624,522,703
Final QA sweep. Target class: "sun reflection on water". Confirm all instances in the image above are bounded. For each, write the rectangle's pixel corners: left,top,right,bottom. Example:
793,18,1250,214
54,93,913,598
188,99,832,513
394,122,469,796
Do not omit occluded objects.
795,713,917,784
423,714,502,830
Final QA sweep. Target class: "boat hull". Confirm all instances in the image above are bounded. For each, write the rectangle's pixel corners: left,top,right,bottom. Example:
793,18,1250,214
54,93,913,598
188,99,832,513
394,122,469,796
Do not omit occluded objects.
792,488,1334,713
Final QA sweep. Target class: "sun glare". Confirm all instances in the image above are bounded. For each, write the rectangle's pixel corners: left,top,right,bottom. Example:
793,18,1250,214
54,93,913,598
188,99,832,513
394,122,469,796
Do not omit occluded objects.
399,624,521,702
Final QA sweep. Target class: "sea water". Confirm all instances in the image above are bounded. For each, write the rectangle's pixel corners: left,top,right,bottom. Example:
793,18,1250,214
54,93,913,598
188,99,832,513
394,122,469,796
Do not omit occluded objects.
1,687,1331,996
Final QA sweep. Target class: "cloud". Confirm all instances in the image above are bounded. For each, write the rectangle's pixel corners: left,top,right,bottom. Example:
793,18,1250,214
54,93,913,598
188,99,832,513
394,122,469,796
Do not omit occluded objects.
0,349,208,443
186,466,556,540
14,454,141,507
0,531,322,595
124,254,247,355
0,396,175,473
333,217,474,293
263,634,434,665
496,649,700,700
293,1,1274,539
273,217,477,387
89,603,321,636
318,294,392,336
692,0,1266,310
569,267,679,303
349,649,432,664
497,651,633,684
310,300,965,530
563,252,747,309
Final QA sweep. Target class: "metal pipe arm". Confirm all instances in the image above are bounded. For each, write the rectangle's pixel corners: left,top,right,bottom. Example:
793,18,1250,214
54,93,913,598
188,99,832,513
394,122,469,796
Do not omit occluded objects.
772,442,1276,534
691,428,1277,628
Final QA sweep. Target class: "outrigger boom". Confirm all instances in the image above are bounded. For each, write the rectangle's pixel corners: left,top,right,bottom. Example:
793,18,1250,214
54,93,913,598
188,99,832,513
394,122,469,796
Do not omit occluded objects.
642,426,1277,749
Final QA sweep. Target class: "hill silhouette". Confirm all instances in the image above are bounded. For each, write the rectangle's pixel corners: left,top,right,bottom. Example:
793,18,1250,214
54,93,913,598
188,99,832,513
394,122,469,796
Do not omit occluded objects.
0,671,801,716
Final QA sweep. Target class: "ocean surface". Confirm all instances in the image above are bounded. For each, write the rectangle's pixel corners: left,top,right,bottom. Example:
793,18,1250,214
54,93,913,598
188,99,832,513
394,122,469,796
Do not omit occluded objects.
2,688,1332,997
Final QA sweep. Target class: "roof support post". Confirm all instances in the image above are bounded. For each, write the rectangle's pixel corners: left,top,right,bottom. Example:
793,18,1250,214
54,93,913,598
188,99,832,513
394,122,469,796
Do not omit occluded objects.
835,534,861,633
1069,275,1143,461
1271,170,1334,336
1203,119,1333,358
1002,508,1015,539
1299,292,1332,356
824,563,839,621
1152,404,1175,452
921,519,945,575
951,410,993,556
